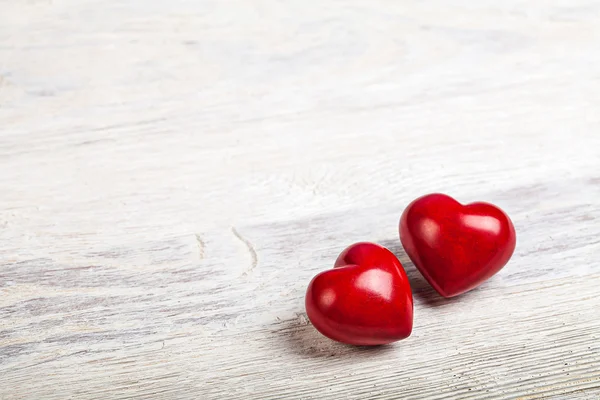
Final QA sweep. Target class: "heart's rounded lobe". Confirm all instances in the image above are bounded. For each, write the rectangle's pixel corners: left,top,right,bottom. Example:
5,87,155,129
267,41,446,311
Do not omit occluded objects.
400,193,516,298
305,242,413,346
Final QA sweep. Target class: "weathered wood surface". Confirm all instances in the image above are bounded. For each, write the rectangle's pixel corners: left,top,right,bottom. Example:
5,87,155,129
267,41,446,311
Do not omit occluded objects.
1,0,599,398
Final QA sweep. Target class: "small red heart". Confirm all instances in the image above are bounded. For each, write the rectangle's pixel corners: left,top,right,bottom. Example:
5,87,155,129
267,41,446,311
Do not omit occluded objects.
305,242,413,346
400,193,516,298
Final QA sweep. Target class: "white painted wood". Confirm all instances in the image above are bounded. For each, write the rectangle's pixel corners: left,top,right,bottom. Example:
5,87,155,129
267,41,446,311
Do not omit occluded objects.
1,0,599,398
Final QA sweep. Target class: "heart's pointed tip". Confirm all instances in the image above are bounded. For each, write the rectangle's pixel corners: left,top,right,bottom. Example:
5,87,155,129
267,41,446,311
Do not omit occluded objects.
341,334,412,347
432,284,463,298
440,292,457,299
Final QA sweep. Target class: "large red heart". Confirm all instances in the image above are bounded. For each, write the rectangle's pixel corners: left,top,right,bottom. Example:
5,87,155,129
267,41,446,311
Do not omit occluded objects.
400,193,516,298
305,242,413,346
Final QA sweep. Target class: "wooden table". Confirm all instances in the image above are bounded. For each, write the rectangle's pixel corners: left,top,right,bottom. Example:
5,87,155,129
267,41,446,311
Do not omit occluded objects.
1,1,599,399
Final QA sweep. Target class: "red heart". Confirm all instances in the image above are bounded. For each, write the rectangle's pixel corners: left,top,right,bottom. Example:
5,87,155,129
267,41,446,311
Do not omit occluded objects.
305,242,413,346
400,193,516,298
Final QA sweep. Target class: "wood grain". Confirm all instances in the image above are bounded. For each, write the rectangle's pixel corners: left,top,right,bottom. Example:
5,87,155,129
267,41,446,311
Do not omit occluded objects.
1,0,599,398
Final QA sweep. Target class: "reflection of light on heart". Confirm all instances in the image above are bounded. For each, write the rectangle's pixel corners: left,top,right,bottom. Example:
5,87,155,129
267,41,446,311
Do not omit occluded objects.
356,269,393,301
463,215,501,235
420,218,440,245
319,288,336,309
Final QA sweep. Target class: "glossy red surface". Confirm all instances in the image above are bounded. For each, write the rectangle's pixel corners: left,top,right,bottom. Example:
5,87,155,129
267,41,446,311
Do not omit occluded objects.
305,242,413,346
400,193,516,298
